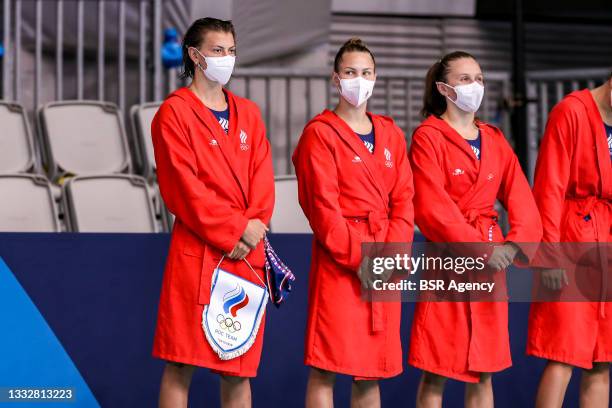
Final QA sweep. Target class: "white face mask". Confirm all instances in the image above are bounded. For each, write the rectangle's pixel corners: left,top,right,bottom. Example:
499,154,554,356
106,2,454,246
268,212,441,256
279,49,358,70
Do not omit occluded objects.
191,47,235,85
337,75,375,107
439,81,484,113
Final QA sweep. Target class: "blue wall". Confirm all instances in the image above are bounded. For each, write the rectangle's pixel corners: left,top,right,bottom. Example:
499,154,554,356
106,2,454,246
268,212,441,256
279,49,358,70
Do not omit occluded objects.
0,233,586,407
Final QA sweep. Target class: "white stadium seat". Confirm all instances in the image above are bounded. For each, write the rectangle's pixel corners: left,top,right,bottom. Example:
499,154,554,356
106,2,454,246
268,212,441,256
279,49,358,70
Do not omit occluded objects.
0,102,38,173
270,175,311,233
62,175,157,232
130,102,161,180
0,174,60,232
37,101,131,181
150,183,174,232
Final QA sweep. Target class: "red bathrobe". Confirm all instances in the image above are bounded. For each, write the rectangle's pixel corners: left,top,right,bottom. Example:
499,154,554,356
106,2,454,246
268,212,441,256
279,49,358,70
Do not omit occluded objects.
151,87,274,377
408,116,542,382
292,109,414,379
527,89,612,368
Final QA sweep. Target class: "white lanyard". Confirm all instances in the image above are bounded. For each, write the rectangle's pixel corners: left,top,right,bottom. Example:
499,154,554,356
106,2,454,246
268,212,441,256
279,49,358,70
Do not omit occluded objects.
214,255,266,288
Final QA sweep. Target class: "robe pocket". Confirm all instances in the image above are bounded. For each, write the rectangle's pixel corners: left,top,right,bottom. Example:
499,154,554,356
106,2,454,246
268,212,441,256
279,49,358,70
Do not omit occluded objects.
561,212,596,243
196,245,213,306
182,244,204,258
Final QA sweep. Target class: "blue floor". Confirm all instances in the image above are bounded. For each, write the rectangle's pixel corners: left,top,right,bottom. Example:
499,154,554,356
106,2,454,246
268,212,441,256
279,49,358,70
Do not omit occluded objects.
0,233,590,407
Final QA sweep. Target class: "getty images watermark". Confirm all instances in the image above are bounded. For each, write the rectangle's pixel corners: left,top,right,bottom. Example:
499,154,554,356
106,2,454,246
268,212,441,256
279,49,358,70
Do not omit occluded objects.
369,252,492,292
358,242,612,302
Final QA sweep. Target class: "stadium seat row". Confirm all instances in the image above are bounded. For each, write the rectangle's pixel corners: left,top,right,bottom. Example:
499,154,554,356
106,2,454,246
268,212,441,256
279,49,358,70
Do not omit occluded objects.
0,100,311,233
0,173,171,232
0,100,167,232
0,100,161,180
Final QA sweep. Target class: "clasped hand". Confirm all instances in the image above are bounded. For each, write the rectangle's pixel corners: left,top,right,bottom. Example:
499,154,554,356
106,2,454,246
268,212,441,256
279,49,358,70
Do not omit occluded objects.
486,243,520,271
227,219,268,260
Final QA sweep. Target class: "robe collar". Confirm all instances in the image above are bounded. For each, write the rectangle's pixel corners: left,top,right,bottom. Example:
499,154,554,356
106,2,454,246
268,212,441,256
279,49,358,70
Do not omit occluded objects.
314,109,391,207
172,87,249,205
418,115,498,211
569,89,612,198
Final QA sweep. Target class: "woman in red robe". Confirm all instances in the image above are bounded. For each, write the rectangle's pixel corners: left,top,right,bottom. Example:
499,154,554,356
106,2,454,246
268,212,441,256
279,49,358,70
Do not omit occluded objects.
151,18,274,408
407,51,542,407
292,38,414,408
527,71,612,407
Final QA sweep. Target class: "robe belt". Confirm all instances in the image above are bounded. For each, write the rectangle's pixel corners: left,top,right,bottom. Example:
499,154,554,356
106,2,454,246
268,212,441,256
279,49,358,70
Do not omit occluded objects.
346,211,389,236
461,208,500,247
569,196,612,221
567,196,611,317
462,208,499,225
346,210,389,332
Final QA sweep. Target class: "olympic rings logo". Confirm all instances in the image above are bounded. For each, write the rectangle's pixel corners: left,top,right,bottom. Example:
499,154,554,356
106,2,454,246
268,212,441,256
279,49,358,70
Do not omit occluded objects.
217,314,242,332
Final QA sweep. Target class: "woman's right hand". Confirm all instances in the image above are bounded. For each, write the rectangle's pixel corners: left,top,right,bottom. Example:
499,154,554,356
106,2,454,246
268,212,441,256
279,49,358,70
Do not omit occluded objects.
486,244,516,271
241,219,268,249
540,268,568,291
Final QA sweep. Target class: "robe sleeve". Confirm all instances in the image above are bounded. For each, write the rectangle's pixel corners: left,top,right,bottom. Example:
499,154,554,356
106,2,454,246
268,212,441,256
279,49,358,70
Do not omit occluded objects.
243,105,275,225
152,102,249,254
532,102,575,243
496,136,543,262
409,129,484,243
292,125,363,271
385,127,415,243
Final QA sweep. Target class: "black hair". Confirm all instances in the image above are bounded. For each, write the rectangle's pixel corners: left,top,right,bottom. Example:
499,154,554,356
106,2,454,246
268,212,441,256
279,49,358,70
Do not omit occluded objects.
180,17,236,80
